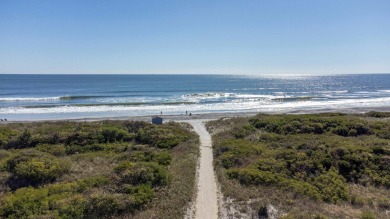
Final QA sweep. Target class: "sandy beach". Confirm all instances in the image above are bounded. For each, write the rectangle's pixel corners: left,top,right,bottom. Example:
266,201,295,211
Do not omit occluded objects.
2,106,390,124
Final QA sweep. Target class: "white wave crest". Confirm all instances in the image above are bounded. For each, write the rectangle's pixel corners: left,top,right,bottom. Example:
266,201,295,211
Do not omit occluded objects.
318,90,349,94
181,92,286,100
0,97,63,102
1,97,390,116
181,92,236,99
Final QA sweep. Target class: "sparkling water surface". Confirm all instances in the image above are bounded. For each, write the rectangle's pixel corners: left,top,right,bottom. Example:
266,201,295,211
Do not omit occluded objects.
1,74,390,120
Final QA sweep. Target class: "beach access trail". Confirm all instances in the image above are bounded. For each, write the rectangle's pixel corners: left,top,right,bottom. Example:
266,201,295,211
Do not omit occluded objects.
187,120,219,219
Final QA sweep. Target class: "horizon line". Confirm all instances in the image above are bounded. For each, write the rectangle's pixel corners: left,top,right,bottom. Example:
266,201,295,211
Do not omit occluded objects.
1,72,390,76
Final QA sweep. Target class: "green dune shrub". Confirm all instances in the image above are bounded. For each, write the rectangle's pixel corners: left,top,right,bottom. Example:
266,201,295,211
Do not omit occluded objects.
114,161,169,186
0,127,18,147
36,144,66,156
6,150,70,185
4,130,40,149
0,120,197,219
211,113,390,209
312,167,349,203
100,127,129,143
137,124,189,148
0,176,109,218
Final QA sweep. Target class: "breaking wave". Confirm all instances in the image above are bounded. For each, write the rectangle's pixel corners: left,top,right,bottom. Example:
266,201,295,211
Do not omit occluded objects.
0,97,63,102
2,97,390,116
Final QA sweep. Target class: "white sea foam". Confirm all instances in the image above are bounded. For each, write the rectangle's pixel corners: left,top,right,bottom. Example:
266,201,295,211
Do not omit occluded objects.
96,96,167,103
182,92,236,98
235,94,287,99
355,91,379,94
0,97,63,102
181,92,286,101
2,97,390,117
317,90,349,94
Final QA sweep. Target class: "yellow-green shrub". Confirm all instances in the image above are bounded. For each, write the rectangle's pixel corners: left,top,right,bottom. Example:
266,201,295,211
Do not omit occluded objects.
36,144,66,156
114,161,169,186
6,150,70,185
0,187,50,218
137,124,189,148
312,167,349,203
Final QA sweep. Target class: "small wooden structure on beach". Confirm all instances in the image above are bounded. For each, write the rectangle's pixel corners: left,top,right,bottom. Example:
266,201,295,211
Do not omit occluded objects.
152,116,163,125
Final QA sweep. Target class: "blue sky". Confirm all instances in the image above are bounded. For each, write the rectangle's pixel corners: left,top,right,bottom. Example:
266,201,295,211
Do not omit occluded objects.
0,0,389,74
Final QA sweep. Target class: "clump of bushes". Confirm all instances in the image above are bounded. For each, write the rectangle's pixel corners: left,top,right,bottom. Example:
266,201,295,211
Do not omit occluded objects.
124,121,149,133
0,127,18,147
232,124,256,139
331,123,370,137
361,211,376,219
6,150,69,186
4,130,39,149
137,123,190,148
0,149,12,161
100,127,131,143
0,176,152,219
114,161,169,186
64,131,99,146
216,139,262,168
249,114,372,137
211,113,390,208
227,168,280,186
226,167,349,203
312,167,349,203
0,186,51,218
365,111,390,118
35,144,66,156
120,147,172,166
0,120,196,219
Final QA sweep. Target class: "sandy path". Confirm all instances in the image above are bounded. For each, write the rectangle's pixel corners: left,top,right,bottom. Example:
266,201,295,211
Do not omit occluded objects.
187,120,219,219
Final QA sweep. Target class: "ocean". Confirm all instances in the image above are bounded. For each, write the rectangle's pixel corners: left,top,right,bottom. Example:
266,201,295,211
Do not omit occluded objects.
0,74,390,121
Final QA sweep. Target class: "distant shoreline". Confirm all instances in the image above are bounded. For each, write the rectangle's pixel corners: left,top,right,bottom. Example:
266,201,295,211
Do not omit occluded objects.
2,106,390,123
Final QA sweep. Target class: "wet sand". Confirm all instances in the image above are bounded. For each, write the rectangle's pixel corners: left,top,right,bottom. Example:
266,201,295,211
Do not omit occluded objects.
2,106,390,124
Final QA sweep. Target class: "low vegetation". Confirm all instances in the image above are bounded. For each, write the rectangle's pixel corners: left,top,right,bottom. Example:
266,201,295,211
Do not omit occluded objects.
0,120,198,219
207,112,390,218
